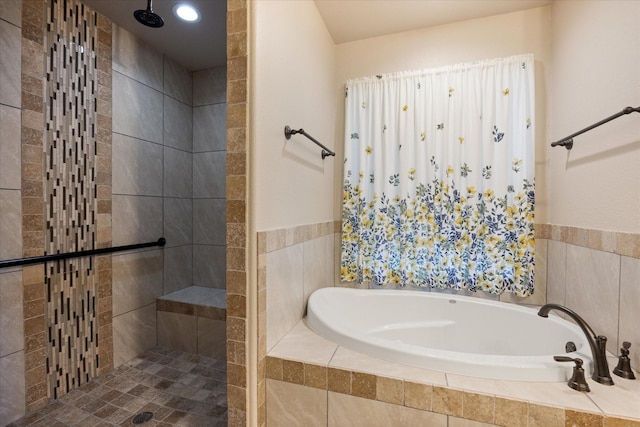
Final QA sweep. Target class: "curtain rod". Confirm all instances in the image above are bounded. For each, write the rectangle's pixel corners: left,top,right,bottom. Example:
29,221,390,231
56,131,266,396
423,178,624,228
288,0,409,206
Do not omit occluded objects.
551,106,640,150
0,238,166,269
284,126,336,159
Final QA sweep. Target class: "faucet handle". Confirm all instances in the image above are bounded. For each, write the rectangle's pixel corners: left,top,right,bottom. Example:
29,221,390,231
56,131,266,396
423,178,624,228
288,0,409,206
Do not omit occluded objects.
554,356,577,363
554,356,590,392
613,341,636,380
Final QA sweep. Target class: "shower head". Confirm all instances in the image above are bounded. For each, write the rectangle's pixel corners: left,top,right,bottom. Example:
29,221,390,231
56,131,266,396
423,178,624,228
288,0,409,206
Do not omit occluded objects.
134,0,164,28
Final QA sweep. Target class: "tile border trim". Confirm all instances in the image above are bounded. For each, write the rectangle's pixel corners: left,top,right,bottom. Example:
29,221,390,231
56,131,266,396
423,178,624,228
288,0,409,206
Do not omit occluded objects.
536,224,639,259
157,298,226,321
265,356,640,427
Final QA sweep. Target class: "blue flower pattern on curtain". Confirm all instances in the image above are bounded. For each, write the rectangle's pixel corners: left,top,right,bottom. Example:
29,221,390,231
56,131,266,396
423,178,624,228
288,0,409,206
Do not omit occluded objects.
341,55,535,296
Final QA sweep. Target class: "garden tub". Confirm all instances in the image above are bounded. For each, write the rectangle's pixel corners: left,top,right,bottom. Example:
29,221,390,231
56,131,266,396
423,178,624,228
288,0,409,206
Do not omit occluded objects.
306,287,592,382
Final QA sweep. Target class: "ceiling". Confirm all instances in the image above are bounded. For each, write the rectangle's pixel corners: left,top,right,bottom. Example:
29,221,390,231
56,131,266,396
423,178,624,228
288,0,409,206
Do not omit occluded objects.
314,0,552,44
82,0,551,71
82,0,227,71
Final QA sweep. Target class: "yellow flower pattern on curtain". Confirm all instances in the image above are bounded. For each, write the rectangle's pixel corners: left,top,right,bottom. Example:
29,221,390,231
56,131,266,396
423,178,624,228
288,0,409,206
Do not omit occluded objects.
341,55,535,296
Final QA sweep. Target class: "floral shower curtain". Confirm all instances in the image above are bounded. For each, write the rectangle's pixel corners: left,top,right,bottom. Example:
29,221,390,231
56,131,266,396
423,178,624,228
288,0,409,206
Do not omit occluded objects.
341,54,535,296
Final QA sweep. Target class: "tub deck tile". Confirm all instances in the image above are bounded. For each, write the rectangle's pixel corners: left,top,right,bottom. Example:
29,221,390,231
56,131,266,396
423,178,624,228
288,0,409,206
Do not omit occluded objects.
446,372,600,413
268,320,337,365
265,317,640,425
329,346,448,386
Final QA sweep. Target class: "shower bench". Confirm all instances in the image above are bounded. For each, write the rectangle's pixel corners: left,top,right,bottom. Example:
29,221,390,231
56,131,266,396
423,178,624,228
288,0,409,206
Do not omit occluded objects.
156,286,227,360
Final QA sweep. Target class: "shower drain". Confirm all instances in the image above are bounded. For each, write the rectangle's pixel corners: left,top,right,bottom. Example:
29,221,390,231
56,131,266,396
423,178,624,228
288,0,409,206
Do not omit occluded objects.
131,412,154,424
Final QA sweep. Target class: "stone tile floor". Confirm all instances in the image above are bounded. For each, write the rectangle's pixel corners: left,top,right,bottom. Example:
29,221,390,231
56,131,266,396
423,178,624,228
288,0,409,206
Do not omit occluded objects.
8,346,227,427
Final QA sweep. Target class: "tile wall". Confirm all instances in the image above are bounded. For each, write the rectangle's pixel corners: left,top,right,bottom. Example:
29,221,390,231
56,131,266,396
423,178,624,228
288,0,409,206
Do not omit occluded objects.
539,225,640,370
193,67,227,289
110,23,228,368
0,0,24,423
157,288,227,360
111,24,193,367
43,0,101,399
259,222,336,353
256,221,336,425
225,0,249,424
0,0,113,422
0,1,229,423
0,1,25,420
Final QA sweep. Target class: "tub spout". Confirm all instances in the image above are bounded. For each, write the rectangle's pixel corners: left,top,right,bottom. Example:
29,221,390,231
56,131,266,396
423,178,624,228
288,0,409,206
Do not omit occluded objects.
538,304,614,386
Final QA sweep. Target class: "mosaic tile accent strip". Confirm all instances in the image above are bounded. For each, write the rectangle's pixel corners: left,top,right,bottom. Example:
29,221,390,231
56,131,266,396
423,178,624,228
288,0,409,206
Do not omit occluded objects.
43,0,99,399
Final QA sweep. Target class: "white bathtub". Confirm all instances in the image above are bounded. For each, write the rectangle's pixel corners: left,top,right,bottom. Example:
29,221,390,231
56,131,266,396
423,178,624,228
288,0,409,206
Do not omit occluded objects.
307,287,592,382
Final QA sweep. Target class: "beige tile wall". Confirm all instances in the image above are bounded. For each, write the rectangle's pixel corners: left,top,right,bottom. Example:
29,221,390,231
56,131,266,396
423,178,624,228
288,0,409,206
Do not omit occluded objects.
266,379,327,427
266,354,640,427
225,0,249,424
111,23,222,368
0,1,24,423
257,221,336,426
20,0,45,412
112,303,156,367
545,228,640,369
259,223,336,350
111,23,171,369
13,0,114,415
156,299,227,360
95,10,114,379
193,66,227,290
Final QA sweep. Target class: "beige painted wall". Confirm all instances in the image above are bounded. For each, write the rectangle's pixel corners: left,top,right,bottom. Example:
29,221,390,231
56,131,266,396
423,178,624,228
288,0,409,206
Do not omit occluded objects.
333,6,553,225
252,2,639,235
548,0,640,234
252,0,336,231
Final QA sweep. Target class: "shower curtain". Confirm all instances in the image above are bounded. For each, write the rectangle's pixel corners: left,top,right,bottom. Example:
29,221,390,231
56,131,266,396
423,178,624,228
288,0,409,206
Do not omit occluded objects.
341,54,535,296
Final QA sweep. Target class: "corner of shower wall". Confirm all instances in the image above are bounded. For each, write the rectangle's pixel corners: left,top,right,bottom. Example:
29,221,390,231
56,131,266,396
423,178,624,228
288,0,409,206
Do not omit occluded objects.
110,25,228,367
110,23,198,367
192,65,227,291
155,64,228,361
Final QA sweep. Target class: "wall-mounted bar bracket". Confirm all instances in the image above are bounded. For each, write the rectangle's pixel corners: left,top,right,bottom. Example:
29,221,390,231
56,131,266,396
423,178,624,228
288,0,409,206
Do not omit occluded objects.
551,106,640,150
284,125,336,159
552,138,574,150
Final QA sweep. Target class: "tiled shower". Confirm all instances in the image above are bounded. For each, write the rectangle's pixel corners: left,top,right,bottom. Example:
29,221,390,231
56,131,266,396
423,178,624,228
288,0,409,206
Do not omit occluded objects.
0,0,228,424
110,23,227,368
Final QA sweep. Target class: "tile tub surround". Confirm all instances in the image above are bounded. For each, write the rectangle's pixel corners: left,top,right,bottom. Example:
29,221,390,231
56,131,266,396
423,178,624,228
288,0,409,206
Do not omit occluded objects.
257,221,337,425
157,286,227,360
266,320,640,427
257,221,640,427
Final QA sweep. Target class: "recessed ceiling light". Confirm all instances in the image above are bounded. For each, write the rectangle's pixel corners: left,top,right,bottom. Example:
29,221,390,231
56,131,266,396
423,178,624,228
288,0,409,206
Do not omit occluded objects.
173,3,200,23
